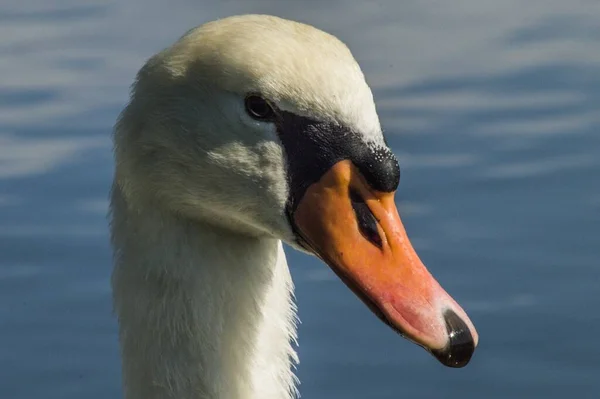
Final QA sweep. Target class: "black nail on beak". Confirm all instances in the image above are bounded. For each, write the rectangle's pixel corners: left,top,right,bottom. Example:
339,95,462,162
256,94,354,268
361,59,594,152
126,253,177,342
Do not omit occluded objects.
431,309,475,368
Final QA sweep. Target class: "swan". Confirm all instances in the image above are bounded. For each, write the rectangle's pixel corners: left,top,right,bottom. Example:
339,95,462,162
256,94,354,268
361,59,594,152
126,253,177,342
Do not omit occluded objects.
110,14,478,399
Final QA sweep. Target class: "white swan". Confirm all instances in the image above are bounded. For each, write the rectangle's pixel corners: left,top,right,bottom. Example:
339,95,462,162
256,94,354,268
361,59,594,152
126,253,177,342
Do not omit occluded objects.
110,14,478,399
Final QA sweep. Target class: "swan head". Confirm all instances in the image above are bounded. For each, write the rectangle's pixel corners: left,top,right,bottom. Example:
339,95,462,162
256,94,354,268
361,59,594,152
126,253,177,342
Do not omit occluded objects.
114,14,478,367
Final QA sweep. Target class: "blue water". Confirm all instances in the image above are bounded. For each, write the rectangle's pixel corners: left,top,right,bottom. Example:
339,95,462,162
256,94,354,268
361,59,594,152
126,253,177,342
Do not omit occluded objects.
1,1,598,398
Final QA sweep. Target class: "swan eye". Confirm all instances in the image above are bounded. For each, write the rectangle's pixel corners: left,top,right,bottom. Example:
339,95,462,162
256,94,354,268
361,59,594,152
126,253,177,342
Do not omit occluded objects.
245,95,275,121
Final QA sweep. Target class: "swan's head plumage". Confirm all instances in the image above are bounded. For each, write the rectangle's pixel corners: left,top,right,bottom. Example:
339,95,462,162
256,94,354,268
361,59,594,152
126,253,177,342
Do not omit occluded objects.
114,14,382,240
113,14,478,372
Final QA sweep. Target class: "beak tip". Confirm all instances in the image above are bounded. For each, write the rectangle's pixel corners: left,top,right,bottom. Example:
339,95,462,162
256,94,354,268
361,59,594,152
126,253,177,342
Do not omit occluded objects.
430,309,476,368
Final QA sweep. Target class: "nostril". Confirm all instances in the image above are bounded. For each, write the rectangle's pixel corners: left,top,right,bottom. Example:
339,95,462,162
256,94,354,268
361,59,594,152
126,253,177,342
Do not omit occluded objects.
349,189,382,249
431,309,475,368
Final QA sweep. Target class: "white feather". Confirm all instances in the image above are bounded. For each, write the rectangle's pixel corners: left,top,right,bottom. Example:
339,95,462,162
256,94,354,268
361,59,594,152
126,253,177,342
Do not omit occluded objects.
110,14,381,399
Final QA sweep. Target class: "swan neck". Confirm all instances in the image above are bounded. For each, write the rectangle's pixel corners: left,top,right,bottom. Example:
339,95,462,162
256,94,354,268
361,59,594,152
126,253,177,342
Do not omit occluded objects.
110,186,298,399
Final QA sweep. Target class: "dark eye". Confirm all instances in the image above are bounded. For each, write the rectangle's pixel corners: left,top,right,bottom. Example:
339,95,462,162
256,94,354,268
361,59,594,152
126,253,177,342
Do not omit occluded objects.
245,95,275,121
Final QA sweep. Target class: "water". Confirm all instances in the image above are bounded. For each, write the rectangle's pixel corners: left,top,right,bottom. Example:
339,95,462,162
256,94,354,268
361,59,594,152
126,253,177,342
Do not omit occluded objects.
1,1,598,398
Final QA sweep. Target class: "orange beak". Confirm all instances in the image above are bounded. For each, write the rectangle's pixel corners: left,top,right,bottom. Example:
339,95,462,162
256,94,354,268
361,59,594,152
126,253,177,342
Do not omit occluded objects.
293,160,478,367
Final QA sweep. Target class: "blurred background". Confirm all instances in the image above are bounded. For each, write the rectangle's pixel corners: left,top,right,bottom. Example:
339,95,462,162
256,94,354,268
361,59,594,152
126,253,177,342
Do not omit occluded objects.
0,1,598,398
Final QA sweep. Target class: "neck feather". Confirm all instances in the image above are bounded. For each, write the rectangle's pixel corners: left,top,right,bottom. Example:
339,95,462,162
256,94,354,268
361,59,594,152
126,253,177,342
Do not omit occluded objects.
110,185,299,399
